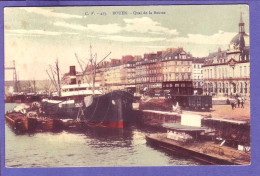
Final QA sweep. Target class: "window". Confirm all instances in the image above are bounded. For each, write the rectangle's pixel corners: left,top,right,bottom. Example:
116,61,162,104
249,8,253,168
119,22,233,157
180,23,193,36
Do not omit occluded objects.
175,74,179,81
244,66,247,77
226,83,229,94
182,74,185,80
188,74,191,80
240,82,243,93
194,65,196,69
245,82,247,93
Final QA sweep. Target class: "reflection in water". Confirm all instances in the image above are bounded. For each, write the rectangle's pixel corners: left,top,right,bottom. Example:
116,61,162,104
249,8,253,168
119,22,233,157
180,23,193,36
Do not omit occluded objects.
5,103,201,167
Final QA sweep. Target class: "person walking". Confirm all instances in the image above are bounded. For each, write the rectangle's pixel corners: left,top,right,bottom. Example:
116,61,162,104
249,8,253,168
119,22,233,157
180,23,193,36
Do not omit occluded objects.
237,98,241,108
234,99,238,108
231,101,235,110
241,97,245,108
241,99,244,108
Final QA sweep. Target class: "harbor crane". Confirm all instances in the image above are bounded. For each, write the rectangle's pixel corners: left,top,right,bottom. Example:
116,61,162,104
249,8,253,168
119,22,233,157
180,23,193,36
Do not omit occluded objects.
5,60,19,92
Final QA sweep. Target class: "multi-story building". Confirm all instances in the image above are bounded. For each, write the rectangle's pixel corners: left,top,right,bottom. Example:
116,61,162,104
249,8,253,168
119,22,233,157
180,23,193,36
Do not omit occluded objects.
203,13,250,97
123,60,136,93
192,58,205,90
136,48,193,93
104,59,122,91
103,56,136,92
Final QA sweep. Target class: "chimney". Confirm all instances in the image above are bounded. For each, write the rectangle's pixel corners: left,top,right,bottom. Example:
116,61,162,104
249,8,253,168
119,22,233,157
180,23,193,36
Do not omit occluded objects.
70,66,76,76
178,47,183,52
69,66,76,84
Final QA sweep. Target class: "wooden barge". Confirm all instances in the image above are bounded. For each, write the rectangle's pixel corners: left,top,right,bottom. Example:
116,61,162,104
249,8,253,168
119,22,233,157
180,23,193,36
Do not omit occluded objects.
5,112,28,133
5,112,64,133
146,133,250,165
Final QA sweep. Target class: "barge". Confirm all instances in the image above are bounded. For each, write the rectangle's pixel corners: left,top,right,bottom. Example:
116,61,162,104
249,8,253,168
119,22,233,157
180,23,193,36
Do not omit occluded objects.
146,132,250,165
5,111,64,133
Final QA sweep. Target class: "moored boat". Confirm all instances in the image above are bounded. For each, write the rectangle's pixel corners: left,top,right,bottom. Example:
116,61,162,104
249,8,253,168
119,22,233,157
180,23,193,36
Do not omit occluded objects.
5,112,28,134
41,63,134,128
41,90,134,128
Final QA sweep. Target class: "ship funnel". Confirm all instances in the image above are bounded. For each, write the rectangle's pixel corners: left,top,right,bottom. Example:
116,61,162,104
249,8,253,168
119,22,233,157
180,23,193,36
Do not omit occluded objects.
70,66,76,76
69,66,76,84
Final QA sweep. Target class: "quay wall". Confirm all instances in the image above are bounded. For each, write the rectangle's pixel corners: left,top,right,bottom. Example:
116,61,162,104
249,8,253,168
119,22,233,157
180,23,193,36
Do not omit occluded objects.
136,110,250,146
135,110,181,127
202,118,250,146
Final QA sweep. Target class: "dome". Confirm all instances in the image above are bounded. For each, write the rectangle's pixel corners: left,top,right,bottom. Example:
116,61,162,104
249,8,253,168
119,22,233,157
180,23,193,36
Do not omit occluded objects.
230,33,249,46
229,33,249,51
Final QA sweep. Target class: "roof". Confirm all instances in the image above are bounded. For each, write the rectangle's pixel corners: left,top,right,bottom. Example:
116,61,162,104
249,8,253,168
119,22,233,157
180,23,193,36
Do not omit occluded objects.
192,58,205,63
163,123,208,132
230,33,249,46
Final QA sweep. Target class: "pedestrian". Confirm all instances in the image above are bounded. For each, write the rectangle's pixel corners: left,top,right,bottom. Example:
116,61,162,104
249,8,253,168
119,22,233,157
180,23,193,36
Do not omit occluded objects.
234,99,237,108
237,98,240,108
241,100,244,108
231,102,235,110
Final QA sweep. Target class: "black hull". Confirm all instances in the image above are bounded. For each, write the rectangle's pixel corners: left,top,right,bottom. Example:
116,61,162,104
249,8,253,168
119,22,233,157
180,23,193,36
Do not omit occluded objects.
41,91,134,128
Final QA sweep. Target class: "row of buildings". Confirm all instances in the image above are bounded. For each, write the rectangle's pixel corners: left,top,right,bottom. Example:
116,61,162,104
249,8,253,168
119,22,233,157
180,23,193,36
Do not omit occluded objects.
62,13,250,97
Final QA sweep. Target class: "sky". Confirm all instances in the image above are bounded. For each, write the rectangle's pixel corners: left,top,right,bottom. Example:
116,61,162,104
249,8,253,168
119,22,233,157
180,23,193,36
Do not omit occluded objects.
4,5,249,81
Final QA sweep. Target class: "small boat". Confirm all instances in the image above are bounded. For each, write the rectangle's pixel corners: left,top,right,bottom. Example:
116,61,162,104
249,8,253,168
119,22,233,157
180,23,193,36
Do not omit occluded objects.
5,112,28,134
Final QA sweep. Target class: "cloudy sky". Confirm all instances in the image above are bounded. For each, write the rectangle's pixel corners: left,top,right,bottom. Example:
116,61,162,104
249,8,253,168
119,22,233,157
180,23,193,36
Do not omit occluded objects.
4,5,249,80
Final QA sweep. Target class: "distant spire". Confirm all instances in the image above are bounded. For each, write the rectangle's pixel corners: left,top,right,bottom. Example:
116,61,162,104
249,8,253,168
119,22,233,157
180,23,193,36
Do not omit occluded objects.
240,12,243,23
239,12,245,34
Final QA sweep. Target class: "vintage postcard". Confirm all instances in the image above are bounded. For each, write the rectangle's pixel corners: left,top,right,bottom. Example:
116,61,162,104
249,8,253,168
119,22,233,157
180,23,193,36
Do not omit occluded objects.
3,4,250,168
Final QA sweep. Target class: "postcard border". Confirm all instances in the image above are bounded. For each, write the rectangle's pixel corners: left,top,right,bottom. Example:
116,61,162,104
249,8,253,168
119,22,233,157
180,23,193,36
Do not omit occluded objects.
1,1,260,176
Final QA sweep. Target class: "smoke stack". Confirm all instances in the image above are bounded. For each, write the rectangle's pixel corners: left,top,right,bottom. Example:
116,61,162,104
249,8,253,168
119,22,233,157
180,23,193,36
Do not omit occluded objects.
69,66,76,84
70,66,76,76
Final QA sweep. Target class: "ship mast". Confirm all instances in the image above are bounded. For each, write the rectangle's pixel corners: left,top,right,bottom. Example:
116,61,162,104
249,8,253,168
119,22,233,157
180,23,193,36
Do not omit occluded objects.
56,59,61,96
90,44,96,95
75,53,91,85
88,44,111,95
46,70,59,93
46,59,61,96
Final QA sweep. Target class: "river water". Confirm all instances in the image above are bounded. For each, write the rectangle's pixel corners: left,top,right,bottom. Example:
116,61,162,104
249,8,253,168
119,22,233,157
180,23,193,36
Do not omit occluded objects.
5,103,200,167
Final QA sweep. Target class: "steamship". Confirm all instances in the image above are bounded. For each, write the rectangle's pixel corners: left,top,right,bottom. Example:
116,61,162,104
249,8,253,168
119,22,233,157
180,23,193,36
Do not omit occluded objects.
41,66,134,128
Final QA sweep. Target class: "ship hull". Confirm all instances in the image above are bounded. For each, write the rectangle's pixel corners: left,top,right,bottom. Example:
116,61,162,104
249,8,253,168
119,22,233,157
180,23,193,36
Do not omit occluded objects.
41,91,134,128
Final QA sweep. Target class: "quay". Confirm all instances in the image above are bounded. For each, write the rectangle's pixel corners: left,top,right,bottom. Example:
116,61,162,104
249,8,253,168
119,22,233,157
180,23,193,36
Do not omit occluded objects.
137,99,250,165
146,133,250,165
137,109,250,147
135,109,181,127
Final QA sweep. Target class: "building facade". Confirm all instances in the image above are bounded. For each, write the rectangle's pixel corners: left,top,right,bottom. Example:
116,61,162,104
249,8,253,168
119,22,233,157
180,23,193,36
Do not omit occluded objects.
203,13,250,97
136,48,193,93
192,58,205,89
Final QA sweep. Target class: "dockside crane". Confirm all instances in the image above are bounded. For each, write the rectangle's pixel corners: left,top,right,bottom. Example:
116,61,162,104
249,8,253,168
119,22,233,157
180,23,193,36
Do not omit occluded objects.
5,60,19,92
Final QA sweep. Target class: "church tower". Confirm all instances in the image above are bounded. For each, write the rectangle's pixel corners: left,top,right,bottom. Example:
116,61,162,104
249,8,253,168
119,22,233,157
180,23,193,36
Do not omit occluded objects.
239,12,245,34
